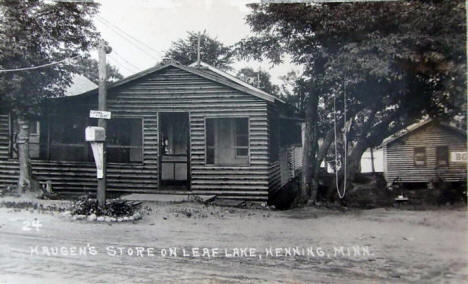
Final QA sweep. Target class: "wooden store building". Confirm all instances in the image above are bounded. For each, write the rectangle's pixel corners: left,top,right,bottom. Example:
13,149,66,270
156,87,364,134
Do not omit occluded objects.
0,62,301,201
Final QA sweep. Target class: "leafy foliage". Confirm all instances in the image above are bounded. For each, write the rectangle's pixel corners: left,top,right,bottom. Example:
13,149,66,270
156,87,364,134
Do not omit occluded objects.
236,67,280,96
240,1,466,130
162,31,234,71
0,0,100,116
73,57,123,84
239,1,466,200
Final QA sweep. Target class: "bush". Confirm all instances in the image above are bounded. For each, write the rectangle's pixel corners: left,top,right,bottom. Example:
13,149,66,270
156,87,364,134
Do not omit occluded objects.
71,196,140,217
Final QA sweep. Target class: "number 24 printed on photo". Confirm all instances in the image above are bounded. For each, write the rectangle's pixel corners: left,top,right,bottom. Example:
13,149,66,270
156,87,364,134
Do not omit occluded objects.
22,219,42,232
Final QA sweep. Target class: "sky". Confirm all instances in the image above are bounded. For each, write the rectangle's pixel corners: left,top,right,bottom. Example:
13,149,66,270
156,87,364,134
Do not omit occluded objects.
92,0,301,85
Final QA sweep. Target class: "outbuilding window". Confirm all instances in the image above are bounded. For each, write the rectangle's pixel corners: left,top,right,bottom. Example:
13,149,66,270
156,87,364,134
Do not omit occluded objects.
206,117,249,166
414,147,426,167
436,146,449,167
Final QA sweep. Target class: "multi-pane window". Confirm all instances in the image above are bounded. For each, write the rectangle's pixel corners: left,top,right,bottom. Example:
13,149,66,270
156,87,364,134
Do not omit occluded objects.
235,118,249,158
206,119,215,164
107,118,143,163
436,146,449,167
33,116,143,163
48,116,92,162
414,147,426,167
206,117,249,166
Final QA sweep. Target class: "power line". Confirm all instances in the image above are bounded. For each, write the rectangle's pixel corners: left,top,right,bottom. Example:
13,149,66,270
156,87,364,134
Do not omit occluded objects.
108,54,139,74
0,55,79,73
108,56,134,74
111,49,141,71
95,16,161,61
97,15,163,57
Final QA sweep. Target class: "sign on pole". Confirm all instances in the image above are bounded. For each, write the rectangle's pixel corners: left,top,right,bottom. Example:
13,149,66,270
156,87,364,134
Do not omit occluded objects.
90,110,112,120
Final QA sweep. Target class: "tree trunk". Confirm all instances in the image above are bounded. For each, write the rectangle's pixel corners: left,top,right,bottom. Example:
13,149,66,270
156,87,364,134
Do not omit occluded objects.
301,91,319,203
311,127,334,199
345,139,369,184
331,109,377,200
17,117,32,192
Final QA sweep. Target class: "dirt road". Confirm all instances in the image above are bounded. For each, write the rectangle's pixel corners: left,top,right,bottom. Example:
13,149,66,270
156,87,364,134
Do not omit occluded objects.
0,202,466,283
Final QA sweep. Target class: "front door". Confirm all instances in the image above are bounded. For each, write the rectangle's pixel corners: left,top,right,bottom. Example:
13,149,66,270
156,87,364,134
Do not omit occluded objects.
159,112,189,188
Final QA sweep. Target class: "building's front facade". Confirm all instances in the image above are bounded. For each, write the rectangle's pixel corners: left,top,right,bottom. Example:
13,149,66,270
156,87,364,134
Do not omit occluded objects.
0,62,293,201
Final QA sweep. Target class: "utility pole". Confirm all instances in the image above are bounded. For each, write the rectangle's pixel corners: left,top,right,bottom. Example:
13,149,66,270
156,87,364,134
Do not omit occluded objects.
257,67,261,88
97,39,111,208
197,32,201,67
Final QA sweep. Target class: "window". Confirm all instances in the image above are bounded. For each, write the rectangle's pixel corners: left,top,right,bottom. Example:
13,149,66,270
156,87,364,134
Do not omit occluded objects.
107,118,143,163
29,121,40,159
9,118,41,159
414,147,426,166
48,116,92,162
29,121,40,135
436,146,449,167
37,116,143,163
235,118,248,158
206,117,249,166
269,114,280,162
206,119,215,164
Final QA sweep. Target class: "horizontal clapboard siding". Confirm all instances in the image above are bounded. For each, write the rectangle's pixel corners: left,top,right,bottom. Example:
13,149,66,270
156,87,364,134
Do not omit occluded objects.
0,114,9,160
0,66,272,201
267,105,281,192
0,160,158,192
109,66,270,200
384,123,466,183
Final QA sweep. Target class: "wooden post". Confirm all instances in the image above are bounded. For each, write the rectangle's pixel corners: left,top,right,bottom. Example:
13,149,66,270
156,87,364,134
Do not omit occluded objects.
97,40,111,208
257,67,261,88
370,147,375,173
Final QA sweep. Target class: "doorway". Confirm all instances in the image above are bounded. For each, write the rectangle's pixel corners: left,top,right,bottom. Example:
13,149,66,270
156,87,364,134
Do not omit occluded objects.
159,112,190,189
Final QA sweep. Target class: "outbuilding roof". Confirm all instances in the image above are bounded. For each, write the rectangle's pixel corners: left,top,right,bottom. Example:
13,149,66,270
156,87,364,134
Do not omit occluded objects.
380,118,466,147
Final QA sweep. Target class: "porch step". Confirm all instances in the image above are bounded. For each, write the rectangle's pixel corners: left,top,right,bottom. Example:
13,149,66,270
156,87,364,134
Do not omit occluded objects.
120,193,190,203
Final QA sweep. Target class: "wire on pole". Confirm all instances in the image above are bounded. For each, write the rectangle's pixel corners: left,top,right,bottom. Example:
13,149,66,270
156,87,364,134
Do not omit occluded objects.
0,55,79,73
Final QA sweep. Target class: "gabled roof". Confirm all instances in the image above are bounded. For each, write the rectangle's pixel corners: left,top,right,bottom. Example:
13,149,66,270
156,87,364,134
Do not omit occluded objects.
381,118,466,147
62,61,283,103
189,61,285,103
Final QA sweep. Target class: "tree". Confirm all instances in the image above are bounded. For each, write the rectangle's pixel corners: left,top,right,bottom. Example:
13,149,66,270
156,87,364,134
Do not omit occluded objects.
236,67,280,96
239,1,466,203
0,0,100,193
162,31,234,71
279,71,307,117
74,57,123,84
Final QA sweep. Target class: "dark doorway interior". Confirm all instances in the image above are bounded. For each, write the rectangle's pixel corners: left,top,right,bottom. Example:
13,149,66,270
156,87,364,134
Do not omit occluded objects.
159,112,189,189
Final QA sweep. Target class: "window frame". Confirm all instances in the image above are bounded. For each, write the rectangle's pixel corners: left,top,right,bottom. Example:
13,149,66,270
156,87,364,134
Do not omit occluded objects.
44,115,93,162
435,145,449,168
106,116,144,164
234,118,249,159
29,121,40,136
204,116,250,167
413,147,426,167
35,115,144,164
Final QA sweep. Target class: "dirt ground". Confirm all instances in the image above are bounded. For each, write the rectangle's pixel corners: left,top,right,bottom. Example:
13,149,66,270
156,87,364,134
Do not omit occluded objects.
0,200,466,284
